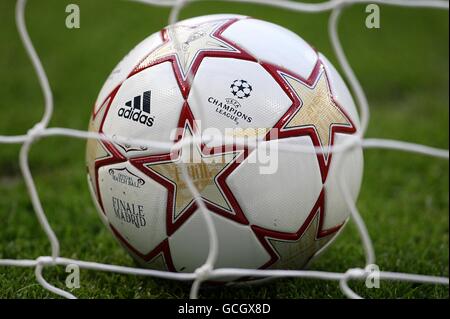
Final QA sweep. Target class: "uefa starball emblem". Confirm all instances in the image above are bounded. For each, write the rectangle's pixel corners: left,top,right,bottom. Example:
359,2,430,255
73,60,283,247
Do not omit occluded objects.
230,79,252,99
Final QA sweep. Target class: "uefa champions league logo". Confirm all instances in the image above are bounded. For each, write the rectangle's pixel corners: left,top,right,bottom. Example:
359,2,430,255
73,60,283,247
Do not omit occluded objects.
230,79,253,99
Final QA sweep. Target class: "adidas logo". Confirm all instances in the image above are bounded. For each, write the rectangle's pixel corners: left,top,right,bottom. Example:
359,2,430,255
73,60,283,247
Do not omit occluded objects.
117,90,155,127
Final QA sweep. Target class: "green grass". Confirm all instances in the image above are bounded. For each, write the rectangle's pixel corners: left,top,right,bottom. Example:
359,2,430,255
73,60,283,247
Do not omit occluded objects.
0,0,448,298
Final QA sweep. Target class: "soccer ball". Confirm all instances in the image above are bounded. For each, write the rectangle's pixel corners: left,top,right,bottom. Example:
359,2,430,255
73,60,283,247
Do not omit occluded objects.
86,14,363,275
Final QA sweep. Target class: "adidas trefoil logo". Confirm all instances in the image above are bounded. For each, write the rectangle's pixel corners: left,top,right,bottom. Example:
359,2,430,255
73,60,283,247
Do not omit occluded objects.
117,90,155,127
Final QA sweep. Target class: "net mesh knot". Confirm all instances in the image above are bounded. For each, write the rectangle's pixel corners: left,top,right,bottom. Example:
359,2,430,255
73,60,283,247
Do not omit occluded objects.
27,123,45,142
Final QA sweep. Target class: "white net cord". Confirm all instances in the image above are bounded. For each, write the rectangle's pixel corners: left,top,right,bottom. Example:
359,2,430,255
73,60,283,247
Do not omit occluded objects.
0,0,448,299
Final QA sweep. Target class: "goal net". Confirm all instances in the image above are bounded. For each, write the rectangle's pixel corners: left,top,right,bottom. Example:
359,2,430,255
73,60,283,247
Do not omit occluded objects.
0,0,448,299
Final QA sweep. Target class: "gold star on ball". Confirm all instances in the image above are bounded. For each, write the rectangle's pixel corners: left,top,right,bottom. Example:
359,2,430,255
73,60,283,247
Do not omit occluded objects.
282,69,353,159
136,20,238,79
145,125,239,219
267,213,335,270
86,98,112,196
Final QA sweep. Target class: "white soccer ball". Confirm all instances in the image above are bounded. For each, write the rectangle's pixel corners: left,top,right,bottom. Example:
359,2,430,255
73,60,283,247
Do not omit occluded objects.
86,14,363,275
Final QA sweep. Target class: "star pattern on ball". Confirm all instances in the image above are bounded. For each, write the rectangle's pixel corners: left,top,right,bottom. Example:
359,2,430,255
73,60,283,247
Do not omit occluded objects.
281,67,355,161
87,97,113,199
265,213,335,269
144,124,240,221
135,20,239,80
90,86,128,208
230,79,253,99
252,190,343,269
